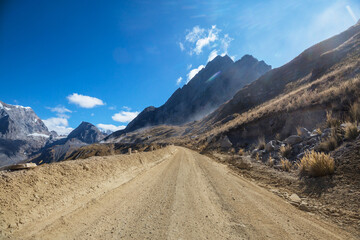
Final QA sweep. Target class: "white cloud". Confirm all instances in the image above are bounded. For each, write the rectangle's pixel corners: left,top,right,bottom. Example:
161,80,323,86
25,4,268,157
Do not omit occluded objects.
207,49,218,62
47,105,72,119
187,64,192,70
112,111,139,123
220,34,233,55
179,42,185,51
185,26,205,42
67,93,105,108
97,124,126,133
43,117,74,136
182,25,233,56
108,106,116,110
48,106,72,114
122,106,131,111
194,25,219,55
346,5,358,23
91,113,94,116
176,77,183,85
187,65,205,83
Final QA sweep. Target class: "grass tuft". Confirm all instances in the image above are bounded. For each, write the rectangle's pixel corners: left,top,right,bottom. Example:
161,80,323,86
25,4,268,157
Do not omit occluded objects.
344,122,359,140
279,145,292,158
298,150,335,177
280,158,292,171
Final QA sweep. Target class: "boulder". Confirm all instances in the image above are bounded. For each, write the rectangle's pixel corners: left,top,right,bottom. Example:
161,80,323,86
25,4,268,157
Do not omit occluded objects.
265,140,276,152
219,135,232,148
299,127,311,137
289,193,301,204
284,135,302,145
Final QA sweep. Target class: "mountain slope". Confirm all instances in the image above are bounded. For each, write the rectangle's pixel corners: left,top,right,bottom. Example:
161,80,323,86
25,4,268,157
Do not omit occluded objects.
30,122,105,164
0,101,52,167
110,55,270,138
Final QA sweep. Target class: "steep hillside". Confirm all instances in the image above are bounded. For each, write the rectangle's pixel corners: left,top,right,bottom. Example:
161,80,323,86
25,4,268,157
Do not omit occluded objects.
0,101,53,167
109,54,270,139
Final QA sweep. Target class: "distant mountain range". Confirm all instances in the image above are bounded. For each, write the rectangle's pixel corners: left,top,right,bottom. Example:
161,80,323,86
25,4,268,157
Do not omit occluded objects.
0,100,105,166
108,54,271,139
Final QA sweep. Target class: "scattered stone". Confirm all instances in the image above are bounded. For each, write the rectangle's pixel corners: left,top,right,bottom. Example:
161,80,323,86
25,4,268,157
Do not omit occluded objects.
299,202,310,212
219,135,232,148
289,193,301,203
284,135,302,145
299,127,311,137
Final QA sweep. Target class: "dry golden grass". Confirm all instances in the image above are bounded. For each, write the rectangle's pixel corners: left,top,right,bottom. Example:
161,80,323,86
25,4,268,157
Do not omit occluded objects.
326,111,341,128
279,145,292,158
255,152,261,162
350,101,360,123
344,122,359,140
280,158,292,172
315,128,322,135
238,148,245,156
267,155,275,167
317,127,341,152
298,150,335,177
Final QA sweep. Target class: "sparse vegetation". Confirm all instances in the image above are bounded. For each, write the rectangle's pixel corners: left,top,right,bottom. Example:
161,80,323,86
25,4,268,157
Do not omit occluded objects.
317,127,341,152
267,155,275,167
326,111,341,128
275,133,281,141
280,158,291,171
315,128,322,135
298,150,335,177
344,122,359,140
349,101,360,123
279,145,292,158
255,152,261,161
257,136,265,150
238,148,245,156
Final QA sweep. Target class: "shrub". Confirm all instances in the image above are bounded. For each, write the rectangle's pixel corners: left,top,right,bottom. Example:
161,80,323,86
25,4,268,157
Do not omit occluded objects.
315,128,322,135
257,136,265,150
275,133,281,141
280,145,292,158
344,122,359,140
280,158,292,171
296,126,302,136
256,152,261,161
238,148,245,156
326,111,341,128
317,127,341,152
298,150,335,177
350,101,360,123
268,155,275,167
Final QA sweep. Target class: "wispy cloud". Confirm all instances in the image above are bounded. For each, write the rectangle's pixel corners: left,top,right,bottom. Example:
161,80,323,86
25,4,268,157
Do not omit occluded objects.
112,111,139,123
47,105,72,118
207,49,218,62
187,64,192,70
97,123,126,133
122,106,131,111
181,25,233,58
187,65,205,83
67,93,105,108
176,77,183,85
43,117,73,135
179,42,185,51
346,5,358,23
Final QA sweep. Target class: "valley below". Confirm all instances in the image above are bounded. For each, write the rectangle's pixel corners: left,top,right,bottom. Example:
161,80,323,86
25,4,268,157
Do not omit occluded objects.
0,147,357,239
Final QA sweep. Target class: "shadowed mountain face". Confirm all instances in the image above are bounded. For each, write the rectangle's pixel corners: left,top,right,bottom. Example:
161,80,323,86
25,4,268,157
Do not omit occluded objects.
0,101,52,167
67,121,105,144
109,54,271,138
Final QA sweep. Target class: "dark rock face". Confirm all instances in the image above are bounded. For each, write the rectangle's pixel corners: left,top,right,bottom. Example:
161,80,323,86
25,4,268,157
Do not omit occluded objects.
0,101,52,167
113,55,271,136
67,122,105,144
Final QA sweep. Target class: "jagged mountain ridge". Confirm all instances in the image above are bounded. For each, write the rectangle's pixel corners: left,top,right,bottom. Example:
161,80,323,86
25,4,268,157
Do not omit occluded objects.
0,101,52,167
108,54,271,139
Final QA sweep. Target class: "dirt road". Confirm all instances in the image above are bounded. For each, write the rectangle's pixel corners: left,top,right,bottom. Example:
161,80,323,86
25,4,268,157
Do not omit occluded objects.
2,147,355,239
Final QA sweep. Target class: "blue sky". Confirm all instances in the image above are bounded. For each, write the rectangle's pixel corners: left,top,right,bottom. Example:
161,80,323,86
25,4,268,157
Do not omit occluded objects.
0,0,359,134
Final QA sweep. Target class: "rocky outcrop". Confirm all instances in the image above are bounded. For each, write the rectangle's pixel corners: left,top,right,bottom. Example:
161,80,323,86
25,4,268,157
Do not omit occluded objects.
0,101,53,167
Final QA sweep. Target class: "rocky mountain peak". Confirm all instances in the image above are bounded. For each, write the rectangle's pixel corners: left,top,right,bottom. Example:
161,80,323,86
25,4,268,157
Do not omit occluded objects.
67,121,105,144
